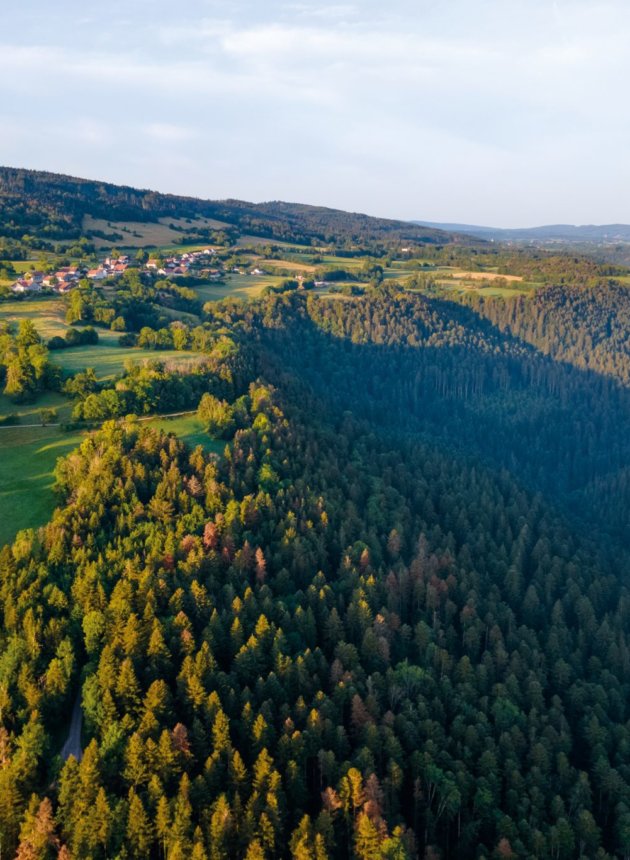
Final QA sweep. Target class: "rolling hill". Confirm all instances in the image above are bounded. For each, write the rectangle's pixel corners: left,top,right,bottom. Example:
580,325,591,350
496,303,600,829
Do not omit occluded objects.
0,166,473,248
414,218,630,244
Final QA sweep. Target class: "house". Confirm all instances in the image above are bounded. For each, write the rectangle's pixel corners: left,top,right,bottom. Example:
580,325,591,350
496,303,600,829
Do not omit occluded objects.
250,268,266,276
11,278,42,293
87,268,108,280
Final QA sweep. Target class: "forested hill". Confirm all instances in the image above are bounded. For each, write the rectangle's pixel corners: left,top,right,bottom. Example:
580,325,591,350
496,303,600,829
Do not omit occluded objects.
0,166,468,247
3,285,630,858
415,220,630,244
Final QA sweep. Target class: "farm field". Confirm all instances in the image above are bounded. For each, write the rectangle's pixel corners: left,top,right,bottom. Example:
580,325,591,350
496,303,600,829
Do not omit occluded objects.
257,259,317,274
236,235,300,249
435,280,532,297
449,270,524,282
83,215,230,248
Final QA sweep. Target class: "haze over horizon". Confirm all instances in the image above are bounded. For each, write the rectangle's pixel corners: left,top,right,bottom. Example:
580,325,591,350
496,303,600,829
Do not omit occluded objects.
1,0,628,228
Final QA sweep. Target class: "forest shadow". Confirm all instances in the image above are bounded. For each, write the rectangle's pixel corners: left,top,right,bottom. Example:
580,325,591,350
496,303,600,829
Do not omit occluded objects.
258,294,630,544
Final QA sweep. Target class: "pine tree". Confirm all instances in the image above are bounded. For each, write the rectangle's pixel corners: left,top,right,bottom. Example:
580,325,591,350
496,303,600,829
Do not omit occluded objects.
126,789,154,858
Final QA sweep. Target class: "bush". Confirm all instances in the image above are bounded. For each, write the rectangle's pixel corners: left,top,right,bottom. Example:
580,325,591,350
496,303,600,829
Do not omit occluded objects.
118,333,138,347
48,336,68,350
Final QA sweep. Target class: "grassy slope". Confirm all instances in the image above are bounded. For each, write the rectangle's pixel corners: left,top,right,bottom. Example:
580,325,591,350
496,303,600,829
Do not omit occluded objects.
147,414,225,456
0,425,84,546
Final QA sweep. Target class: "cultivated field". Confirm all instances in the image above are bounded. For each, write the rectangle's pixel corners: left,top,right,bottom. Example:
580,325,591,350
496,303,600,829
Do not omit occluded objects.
449,270,524,282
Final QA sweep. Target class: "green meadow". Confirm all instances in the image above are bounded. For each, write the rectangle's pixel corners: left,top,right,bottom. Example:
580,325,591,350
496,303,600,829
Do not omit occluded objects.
0,425,84,546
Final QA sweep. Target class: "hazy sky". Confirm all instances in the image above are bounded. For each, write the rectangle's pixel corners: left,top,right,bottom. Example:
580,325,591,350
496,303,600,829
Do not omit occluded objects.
0,0,628,226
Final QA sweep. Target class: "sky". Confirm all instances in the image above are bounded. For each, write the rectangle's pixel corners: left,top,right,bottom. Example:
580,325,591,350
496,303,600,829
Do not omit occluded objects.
0,0,628,226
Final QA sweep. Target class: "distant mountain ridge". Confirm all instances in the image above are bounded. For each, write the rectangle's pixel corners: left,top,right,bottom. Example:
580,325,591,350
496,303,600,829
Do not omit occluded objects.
414,220,630,243
0,166,473,247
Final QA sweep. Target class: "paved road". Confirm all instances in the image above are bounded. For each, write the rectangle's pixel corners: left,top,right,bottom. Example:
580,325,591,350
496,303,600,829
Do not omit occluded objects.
61,694,83,762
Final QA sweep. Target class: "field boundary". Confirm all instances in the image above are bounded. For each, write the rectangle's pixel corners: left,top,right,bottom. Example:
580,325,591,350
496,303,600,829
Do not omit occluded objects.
0,409,197,430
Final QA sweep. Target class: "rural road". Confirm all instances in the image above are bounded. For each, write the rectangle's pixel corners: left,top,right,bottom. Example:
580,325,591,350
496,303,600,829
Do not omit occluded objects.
61,693,83,762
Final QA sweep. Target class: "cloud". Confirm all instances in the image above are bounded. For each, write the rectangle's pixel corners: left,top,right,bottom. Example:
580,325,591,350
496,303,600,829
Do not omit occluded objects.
1,0,630,223
143,123,199,143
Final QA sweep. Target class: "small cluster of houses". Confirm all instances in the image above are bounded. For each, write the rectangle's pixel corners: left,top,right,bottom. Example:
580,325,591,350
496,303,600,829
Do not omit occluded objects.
11,265,84,294
85,255,131,282
10,248,220,295
10,256,132,295
146,247,218,279
144,248,223,280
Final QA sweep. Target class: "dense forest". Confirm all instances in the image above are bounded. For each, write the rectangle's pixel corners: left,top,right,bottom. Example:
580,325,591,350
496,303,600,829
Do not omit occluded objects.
1,281,630,858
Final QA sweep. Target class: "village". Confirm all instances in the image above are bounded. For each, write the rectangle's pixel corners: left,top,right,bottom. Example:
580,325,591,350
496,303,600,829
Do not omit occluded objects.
10,247,221,294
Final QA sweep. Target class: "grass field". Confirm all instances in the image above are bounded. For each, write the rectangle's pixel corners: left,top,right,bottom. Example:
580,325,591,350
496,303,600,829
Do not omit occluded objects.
0,298,206,379
0,390,73,422
194,274,281,303
146,414,224,455
0,425,85,546
55,343,204,379
0,296,69,339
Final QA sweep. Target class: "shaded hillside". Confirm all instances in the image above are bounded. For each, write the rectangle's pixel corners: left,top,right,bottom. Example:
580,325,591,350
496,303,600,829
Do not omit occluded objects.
462,282,630,384
0,166,468,248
